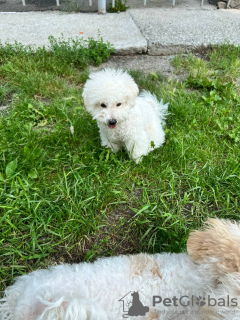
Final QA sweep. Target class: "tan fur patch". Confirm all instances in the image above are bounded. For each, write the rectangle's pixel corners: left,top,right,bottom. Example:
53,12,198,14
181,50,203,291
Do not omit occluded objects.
143,309,158,320
187,219,240,274
129,253,162,279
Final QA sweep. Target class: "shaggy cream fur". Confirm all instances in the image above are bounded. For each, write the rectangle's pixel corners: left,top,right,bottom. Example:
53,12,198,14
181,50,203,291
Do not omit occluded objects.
1,219,240,320
82,69,168,163
187,219,240,274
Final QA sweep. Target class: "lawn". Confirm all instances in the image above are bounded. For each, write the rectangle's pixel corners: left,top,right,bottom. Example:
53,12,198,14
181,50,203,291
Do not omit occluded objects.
0,38,239,293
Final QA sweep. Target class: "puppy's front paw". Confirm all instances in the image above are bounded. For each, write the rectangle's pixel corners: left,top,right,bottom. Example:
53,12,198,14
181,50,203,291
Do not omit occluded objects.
101,140,120,153
134,157,142,164
109,143,121,153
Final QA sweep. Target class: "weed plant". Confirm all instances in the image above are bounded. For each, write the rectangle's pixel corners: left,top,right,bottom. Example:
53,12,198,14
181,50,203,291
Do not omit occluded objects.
109,0,129,12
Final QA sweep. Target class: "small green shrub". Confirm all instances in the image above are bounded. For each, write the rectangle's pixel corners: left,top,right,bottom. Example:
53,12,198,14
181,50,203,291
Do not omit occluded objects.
109,0,129,12
0,35,115,70
47,34,115,67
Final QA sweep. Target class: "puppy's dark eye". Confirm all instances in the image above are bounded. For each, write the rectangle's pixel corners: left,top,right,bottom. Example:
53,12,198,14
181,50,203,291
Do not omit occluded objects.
101,103,107,108
116,103,122,107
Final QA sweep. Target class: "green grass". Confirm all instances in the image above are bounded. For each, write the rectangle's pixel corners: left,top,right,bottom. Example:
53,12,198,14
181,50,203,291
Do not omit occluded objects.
0,40,240,293
109,0,129,13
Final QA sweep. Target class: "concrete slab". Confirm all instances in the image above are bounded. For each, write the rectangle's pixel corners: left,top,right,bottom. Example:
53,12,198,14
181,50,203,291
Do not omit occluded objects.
89,55,177,78
129,8,240,55
0,11,147,54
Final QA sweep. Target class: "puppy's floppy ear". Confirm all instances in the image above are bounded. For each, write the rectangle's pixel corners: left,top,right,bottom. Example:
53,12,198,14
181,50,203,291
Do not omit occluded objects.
82,82,94,115
187,218,240,274
82,88,90,110
126,80,139,107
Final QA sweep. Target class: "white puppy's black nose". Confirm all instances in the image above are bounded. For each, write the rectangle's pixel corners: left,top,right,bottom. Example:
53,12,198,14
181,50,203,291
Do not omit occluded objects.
108,119,117,125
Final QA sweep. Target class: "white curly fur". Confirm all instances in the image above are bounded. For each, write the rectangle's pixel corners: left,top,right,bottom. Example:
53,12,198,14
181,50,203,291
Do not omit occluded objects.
1,219,240,320
82,69,168,163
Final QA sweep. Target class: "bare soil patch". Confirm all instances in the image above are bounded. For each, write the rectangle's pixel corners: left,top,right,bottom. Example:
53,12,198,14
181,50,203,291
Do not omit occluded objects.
89,54,187,81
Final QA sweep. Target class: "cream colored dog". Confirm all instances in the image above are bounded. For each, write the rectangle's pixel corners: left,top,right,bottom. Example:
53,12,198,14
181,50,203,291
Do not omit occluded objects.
0,219,240,320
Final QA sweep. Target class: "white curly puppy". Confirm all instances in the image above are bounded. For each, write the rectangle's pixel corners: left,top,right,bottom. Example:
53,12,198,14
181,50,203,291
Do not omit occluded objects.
1,219,240,320
82,69,168,163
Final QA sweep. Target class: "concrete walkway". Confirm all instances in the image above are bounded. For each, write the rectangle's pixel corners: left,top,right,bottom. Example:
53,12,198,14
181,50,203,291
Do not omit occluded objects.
0,5,240,55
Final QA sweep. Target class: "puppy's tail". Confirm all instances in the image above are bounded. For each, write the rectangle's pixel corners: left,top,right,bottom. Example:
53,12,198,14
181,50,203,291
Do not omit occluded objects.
187,218,240,275
139,91,168,126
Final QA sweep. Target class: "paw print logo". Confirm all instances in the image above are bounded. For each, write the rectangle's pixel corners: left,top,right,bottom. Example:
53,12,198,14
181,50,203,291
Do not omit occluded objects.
195,296,206,307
